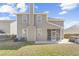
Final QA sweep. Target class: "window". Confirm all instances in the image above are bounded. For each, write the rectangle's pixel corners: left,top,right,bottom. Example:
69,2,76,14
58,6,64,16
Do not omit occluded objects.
36,15,42,25
22,15,29,28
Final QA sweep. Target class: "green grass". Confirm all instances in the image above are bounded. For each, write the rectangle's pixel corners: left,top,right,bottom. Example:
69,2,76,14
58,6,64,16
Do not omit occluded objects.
0,41,79,56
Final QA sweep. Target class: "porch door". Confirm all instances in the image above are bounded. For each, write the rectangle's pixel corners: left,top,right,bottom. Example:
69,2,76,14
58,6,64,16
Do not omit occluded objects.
51,31,56,41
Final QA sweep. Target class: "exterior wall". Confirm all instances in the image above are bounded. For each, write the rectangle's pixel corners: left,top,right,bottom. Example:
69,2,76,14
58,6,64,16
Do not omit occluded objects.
29,14,34,26
27,26,36,41
10,21,17,35
42,28,47,41
34,14,47,27
17,14,36,41
16,14,48,41
16,13,64,42
17,14,23,39
22,14,29,39
0,21,12,35
27,13,36,41
34,14,47,41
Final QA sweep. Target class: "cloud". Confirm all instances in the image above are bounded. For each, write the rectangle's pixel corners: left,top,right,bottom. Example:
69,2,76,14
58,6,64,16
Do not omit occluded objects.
59,11,67,15
17,3,28,13
35,6,38,9
0,3,28,20
60,3,78,10
0,5,16,14
43,11,49,13
0,13,16,20
59,3,79,15
0,4,17,20
0,17,12,20
6,3,16,7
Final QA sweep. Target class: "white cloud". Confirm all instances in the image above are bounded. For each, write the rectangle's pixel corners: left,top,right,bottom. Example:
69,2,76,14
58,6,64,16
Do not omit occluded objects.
43,11,49,13
0,3,28,20
0,5,16,14
9,14,16,17
59,3,78,15
59,11,67,15
17,3,28,13
35,6,38,9
60,3,78,10
6,3,16,6
0,17,11,20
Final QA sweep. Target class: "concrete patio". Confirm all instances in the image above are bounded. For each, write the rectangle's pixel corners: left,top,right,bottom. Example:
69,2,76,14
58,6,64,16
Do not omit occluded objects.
58,39,75,44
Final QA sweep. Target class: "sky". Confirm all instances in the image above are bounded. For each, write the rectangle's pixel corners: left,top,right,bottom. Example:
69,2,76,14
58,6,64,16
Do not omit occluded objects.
0,3,79,29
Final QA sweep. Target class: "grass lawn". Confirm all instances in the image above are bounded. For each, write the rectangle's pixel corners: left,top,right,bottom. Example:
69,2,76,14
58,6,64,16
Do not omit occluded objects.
0,41,79,56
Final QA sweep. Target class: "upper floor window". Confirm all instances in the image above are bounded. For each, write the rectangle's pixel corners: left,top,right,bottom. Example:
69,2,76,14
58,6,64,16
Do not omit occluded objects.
36,15,42,25
22,15,29,28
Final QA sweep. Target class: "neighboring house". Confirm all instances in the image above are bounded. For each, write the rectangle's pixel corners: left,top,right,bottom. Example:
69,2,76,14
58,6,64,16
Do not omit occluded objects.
0,20,14,35
16,4,64,43
0,3,64,43
0,20,15,40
